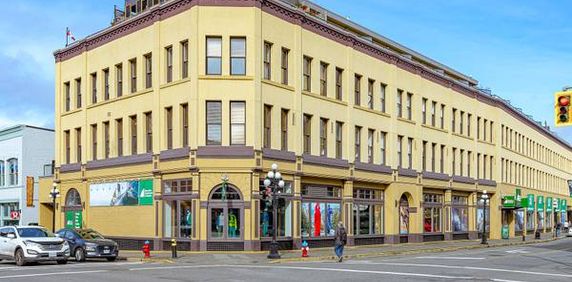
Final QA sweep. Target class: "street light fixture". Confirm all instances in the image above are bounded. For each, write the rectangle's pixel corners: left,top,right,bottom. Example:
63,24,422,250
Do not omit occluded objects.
480,190,489,245
264,163,284,259
50,183,60,233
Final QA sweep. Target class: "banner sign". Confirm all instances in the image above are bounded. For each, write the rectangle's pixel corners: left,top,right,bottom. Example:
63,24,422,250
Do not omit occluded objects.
560,199,567,212
65,211,82,229
537,196,544,212
546,197,553,212
526,194,535,211
89,179,153,207
26,176,34,207
503,195,515,208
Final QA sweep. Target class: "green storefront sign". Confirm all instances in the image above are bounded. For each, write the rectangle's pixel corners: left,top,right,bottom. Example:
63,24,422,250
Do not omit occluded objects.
560,199,567,212
526,194,535,211
501,226,510,239
65,211,82,229
515,189,522,207
546,197,553,213
537,196,544,212
138,179,154,206
503,195,516,208
555,198,560,212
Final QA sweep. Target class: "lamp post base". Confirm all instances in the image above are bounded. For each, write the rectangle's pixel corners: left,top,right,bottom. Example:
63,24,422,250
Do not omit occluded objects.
267,241,281,259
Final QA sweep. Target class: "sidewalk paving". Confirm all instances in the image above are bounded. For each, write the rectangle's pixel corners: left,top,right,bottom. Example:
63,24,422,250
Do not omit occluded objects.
119,234,567,264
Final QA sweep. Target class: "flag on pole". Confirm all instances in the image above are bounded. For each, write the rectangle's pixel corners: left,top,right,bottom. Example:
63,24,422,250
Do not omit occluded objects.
66,27,76,46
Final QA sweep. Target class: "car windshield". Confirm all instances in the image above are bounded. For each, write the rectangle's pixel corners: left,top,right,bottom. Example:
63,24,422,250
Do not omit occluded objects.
76,230,105,240
17,228,55,238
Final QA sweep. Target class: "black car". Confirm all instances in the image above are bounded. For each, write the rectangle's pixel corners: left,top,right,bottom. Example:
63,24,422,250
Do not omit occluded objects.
55,228,119,262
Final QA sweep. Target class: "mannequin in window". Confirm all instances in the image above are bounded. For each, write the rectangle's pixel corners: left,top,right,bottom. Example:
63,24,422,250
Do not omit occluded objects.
228,212,238,237
180,208,192,238
262,208,269,237
216,212,224,236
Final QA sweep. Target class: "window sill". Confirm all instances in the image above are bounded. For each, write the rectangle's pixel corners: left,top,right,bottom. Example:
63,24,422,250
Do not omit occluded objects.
421,124,448,133
302,91,348,106
198,75,254,81
86,88,153,110
160,77,190,89
61,108,82,117
262,79,295,92
478,139,494,146
452,132,474,141
353,105,391,118
397,117,416,125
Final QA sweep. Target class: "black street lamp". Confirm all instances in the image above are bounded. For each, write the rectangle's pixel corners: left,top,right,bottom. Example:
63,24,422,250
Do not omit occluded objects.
50,183,60,233
264,163,284,259
480,190,489,245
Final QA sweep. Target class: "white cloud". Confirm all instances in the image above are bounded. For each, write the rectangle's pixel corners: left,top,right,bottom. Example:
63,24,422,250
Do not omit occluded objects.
0,109,53,130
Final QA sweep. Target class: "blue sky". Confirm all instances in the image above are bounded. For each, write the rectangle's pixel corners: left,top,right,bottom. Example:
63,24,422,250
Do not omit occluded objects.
1,0,571,142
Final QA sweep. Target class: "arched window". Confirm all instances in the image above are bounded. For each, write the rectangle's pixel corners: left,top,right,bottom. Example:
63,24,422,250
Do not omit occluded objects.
0,160,5,186
209,185,242,201
65,188,82,207
7,158,18,186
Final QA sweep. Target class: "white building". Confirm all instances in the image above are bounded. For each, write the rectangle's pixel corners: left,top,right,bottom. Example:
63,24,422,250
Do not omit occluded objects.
0,125,54,226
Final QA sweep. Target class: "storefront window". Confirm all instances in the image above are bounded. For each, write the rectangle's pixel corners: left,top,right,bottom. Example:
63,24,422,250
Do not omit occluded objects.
301,185,341,238
476,195,490,233
211,208,224,238
526,210,534,231
164,200,192,238
164,179,192,193
353,189,383,235
423,193,443,233
452,196,468,232
0,203,19,226
228,208,240,238
260,181,293,238
537,211,544,230
208,185,243,240
515,210,524,232
399,195,409,234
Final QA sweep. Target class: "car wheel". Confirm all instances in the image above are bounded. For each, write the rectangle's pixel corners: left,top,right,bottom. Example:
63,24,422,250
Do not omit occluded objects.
106,257,117,262
57,260,68,265
74,247,86,262
15,249,27,266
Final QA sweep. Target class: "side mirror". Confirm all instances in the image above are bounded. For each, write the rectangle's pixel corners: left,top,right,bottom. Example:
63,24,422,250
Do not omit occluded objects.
6,233,16,239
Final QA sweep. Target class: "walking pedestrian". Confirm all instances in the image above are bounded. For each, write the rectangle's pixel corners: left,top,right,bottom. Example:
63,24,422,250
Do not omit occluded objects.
334,221,347,262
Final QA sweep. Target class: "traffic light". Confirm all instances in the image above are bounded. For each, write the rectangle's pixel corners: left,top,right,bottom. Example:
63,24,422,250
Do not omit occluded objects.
555,91,571,127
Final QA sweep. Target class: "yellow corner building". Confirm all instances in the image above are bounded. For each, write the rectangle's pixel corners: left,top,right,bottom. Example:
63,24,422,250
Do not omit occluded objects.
40,0,572,251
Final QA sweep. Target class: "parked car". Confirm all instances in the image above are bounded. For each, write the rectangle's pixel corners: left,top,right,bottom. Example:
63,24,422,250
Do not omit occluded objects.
55,228,118,262
0,226,70,266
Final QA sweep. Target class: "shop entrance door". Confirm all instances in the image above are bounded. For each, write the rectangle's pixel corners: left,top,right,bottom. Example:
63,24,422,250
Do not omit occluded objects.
207,185,244,247
399,194,410,236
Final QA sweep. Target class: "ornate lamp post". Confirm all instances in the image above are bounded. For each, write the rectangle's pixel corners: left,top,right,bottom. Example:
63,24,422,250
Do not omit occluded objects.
264,163,284,259
480,191,489,245
50,183,60,233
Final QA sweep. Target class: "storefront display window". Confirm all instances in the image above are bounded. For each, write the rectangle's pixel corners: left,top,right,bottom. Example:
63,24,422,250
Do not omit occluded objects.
353,189,383,235
399,195,409,235
515,210,524,232
423,193,442,233
537,211,544,230
452,196,468,232
0,203,19,226
476,193,490,233
260,181,293,238
301,185,342,238
208,185,243,240
164,200,192,238
526,210,534,231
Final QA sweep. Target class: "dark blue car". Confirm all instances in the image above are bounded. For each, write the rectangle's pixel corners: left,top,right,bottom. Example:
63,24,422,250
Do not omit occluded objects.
55,228,119,262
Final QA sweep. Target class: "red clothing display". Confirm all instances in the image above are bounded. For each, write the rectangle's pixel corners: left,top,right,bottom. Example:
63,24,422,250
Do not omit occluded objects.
314,203,321,237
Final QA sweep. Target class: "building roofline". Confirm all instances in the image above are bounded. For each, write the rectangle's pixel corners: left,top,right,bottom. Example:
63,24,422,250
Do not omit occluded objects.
51,0,572,152
0,124,54,135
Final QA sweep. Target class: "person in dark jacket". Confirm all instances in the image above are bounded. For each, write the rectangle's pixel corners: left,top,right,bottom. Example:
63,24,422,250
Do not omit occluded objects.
334,221,347,262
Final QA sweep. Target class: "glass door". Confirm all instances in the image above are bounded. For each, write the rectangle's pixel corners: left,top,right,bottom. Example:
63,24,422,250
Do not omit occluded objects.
209,207,242,240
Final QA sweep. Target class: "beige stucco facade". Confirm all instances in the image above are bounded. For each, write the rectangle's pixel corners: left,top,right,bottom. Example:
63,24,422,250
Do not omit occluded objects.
40,0,572,251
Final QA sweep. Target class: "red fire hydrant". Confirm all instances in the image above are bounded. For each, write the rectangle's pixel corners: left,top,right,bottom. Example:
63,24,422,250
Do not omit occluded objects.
142,240,151,258
301,241,309,257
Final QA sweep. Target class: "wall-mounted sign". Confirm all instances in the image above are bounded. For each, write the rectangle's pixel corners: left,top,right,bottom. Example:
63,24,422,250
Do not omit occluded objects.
537,196,544,212
65,210,82,229
546,197,553,212
26,176,34,207
89,179,153,207
10,210,20,220
526,194,535,211
503,195,516,208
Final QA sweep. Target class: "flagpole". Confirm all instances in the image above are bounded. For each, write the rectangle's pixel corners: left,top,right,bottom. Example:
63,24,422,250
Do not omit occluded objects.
65,27,69,47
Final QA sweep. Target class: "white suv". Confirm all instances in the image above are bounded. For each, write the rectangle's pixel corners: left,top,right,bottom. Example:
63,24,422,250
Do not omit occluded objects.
0,226,70,266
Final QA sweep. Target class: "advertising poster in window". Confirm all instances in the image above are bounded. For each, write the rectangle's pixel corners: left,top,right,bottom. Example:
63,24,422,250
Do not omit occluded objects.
89,179,153,206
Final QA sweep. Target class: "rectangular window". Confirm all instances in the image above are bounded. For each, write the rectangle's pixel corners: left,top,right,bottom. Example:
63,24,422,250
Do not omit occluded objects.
477,153,481,178
422,98,427,124
64,82,70,111
206,37,222,75
452,108,457,132
91,124,97,160
145,112,153,153
452,196,469,232
354,74,361,106
489,121,494,142
336,122,343,159
166,107,173,149
440,104,445,129
423,193,443,233
281,48,289,85
104,122,110,159
406,93,413,120
397,135,403,168
103,69,110,100
367,79,374,109
230,101,246,145
281,109,289,151
320,118,328,156
91,73,97,104
129,58,137,93
116,119,123,157
355,126,362,162
76,128,82,162
422,141,427,171
483,119,487,141
75,78,82,108
64,130,70,164
460,111,464,135
165,46,173,83
335,68,343,100
452,147,457,175
145,53,152,88
380,131,386,165
303,56,312,91
460,149,464,176
320,62,328,96
116,63,123,97
230,37,246,75
431,143,436,172
431,101,436,127
440,145,445,173
181,104,189,147
367,129,374,163
380,83,386,112
206,101,222,145
263,105,272,148
467,151,472,177
263,42,272,80
477,117,481,139
181,40,189,79
467,114,472,137
303,114,312,154
130,115,137,155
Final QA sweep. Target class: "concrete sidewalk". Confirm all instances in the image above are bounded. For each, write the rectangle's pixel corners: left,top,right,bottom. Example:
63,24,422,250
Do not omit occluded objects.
119,235,566,264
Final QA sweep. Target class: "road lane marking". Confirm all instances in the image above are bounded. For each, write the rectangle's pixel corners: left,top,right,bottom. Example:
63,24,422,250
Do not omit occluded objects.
357,262,572,278
415,256,485,260
0,270,107,279
129,264,478,280
0,261,144,272
506,249,529,254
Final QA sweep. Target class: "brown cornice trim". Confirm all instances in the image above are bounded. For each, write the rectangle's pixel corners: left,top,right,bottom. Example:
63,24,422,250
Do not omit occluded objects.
422,171,450,181
261,148,296,162
196,146,254,158
452,175,476,184
53,0,572,151
60,163,81,173
398,168,418,178
86,153,153,169
477,179,497,187
354,162,392,174
302,154,349,169
159,147,190,161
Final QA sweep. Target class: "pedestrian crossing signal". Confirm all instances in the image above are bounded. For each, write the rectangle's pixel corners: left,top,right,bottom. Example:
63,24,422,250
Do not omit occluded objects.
555,91,571,127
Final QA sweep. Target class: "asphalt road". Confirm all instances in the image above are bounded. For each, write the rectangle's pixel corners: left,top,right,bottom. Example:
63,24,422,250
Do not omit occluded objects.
0,238,570,281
